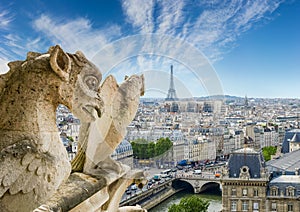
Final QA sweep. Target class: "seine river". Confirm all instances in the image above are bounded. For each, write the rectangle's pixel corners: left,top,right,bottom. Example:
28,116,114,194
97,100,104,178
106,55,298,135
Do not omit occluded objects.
149,190,222,212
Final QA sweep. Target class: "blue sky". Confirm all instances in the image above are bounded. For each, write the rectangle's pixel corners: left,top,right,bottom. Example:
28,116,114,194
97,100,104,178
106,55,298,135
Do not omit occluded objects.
0,0,299,98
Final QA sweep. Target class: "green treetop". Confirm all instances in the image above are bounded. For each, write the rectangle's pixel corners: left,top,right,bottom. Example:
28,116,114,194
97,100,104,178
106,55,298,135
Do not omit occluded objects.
131,137,173,159
168,195,210,212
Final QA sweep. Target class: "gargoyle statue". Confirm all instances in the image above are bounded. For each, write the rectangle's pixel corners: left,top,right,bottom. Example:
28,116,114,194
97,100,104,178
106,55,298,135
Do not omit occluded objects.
0,45,103,211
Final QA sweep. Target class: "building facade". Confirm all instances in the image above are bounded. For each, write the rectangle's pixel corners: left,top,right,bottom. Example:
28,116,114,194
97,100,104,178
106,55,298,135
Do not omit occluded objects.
221,148,269,212
222,147,300,212
266,174,300,212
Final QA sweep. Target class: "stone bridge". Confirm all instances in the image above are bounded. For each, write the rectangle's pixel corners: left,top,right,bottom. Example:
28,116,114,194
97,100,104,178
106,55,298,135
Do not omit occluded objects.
173,175,221,193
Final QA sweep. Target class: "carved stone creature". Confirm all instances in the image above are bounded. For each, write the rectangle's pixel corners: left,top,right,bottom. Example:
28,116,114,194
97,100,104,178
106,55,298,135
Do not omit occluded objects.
85,74,144,176
70,72,145,212
71,74,144,178
0,45,103,211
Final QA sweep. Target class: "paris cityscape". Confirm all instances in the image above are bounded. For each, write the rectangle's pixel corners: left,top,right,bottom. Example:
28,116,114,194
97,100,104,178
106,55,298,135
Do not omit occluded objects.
56,64,300,211
1,0,300,211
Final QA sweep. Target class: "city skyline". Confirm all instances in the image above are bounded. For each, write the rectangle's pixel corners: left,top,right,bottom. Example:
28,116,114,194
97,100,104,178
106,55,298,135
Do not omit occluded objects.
0,0,299,98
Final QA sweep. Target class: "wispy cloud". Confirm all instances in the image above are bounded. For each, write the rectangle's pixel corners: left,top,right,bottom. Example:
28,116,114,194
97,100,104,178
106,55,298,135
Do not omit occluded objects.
0,5,39,72
156,0,186,35
0,9,13,30
32,15,122,58
1,33,46,61
121,0,284,62
122,0,155,33
0,12,122,73
0,5,14,73
198,0,282,61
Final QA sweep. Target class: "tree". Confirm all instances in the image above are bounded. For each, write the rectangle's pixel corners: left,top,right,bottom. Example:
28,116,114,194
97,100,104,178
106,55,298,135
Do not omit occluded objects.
168,195,210,212
131,137,173,159
131,138,148,158
155,137,173,156
262,146,277,161
147,142,156,158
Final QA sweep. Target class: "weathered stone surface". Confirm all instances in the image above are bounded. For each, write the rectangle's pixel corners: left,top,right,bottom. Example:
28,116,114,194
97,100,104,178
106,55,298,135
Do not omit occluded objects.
34,170,147,212
118,205,147,212
43,172,107,211
0,45,103,211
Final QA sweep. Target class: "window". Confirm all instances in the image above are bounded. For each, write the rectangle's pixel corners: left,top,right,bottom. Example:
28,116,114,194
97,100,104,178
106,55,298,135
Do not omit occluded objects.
287,189,294,196
253,202,259,210
231,200,237,212
242,188,248,197
286,187,295,197
271,202,277,211
253,188,258,197
288,203,293,212
242,201,248,211
231,188,237,196
271,187,278,196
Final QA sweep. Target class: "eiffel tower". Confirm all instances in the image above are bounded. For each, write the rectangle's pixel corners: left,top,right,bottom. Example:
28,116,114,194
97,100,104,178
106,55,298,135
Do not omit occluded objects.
165,65,178,101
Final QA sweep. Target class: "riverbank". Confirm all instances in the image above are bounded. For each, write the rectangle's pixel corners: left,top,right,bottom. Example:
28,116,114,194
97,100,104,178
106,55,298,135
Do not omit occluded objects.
120,180,222,212
141,187,178,210
149,190,222,212
120,179,176,208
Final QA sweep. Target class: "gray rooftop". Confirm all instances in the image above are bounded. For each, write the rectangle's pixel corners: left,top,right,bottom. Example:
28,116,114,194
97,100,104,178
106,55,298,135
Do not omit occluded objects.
266,149,300,172
270,175,300,184
228,147,264,179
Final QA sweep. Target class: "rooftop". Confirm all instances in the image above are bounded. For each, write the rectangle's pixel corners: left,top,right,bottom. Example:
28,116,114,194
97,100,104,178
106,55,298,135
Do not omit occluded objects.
228,147,264,179
266,149,300,172
270,175,300,184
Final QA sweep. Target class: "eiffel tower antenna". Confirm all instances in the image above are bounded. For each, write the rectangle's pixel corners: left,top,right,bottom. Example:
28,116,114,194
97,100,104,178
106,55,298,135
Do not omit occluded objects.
165,65,178,101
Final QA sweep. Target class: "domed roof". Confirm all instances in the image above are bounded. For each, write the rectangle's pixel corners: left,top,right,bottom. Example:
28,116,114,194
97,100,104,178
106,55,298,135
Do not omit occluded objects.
119,139,131,146
115,139,132,154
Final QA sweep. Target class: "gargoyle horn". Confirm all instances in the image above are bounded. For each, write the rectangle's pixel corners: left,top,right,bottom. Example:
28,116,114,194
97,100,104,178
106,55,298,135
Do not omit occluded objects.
50,45,71,81
75,50,86,58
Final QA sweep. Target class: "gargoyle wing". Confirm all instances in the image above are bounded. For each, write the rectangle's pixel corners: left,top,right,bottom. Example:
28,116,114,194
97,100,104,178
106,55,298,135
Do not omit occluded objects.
84,75,144,171
112,74,144,138
0,140,60,202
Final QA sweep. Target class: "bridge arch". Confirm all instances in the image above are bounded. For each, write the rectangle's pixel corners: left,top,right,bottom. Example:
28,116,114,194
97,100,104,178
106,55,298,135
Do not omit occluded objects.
172,179,194,192
199,182,221,193
173,178,221,194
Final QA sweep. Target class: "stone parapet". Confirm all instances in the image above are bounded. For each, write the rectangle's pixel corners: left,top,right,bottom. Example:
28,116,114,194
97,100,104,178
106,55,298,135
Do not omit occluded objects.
36,172,106,211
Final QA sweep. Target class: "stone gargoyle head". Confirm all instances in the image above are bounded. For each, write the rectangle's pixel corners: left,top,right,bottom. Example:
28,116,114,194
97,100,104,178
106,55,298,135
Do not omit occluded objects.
48,45,104,122
0,45,104,128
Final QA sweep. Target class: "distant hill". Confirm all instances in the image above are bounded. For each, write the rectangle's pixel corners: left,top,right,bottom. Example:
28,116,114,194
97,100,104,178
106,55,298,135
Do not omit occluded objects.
141,95,244,102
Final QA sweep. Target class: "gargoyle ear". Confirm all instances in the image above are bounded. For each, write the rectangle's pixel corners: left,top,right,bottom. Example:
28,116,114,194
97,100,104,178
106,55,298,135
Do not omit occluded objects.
50,45,71,81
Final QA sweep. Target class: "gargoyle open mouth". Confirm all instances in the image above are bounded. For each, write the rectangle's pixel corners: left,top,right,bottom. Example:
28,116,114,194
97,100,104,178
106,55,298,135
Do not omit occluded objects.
82,105,102,119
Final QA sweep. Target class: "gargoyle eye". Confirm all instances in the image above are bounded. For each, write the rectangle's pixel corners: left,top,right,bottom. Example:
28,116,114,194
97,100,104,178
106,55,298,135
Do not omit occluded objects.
84,75,99,91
